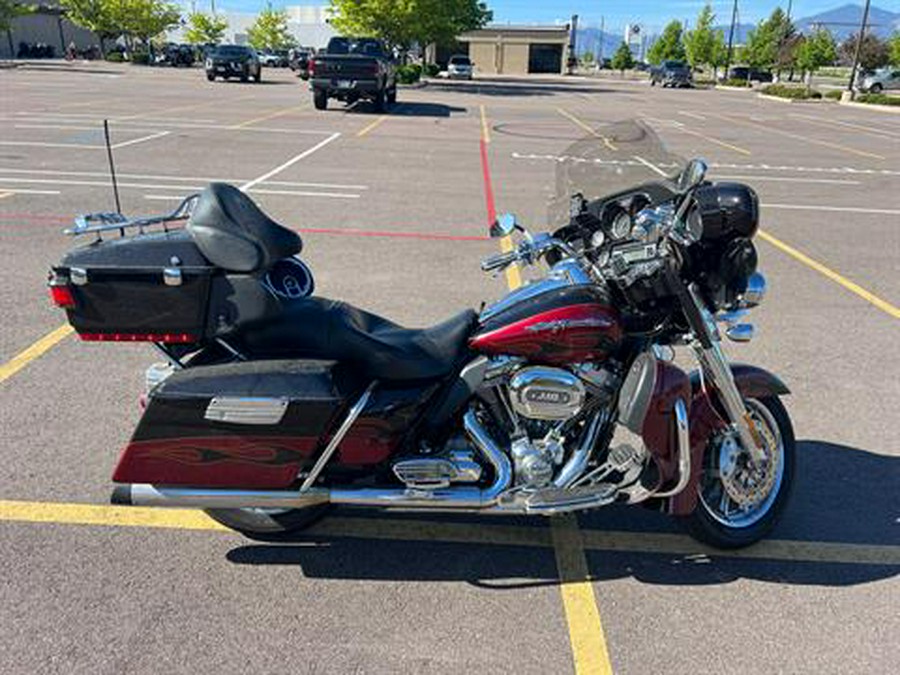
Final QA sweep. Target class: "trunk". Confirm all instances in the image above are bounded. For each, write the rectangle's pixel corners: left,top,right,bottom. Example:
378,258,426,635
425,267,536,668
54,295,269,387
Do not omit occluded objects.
96,33,106,59
6,29,13,60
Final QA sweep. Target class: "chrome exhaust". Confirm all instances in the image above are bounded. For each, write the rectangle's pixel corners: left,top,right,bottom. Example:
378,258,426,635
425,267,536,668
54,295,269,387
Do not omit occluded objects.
113,409,513,511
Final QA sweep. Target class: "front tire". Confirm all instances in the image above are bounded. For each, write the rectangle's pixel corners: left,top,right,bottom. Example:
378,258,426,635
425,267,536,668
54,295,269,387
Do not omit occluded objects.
386,86,397,105
373,88,386,112
313,89,327,110
869,83,883,93
681,396,795,549
206,505,332,541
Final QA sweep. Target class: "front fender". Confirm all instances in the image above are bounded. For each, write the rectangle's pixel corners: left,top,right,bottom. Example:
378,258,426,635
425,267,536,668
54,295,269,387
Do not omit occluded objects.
668,363,789,515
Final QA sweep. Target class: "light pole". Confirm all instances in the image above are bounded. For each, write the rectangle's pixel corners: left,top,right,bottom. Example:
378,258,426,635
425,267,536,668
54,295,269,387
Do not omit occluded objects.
724,0,738,78
846,0,871,99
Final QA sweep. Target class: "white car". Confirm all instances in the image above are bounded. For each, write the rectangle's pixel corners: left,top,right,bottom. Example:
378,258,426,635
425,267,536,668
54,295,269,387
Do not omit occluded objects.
860,67,900,94
447,55,473,80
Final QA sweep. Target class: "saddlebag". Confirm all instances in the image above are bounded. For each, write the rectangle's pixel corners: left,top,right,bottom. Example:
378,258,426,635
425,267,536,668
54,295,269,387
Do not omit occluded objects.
113,359,365,488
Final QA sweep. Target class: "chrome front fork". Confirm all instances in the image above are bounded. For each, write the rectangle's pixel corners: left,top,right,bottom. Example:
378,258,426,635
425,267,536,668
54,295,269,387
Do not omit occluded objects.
686,286,767,466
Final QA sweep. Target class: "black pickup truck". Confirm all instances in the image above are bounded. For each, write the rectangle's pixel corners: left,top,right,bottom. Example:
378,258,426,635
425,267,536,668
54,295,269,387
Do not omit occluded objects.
309,37,397,111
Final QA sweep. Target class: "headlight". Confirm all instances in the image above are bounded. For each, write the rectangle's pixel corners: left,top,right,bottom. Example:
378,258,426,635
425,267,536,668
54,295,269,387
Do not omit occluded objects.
737,271,766,308
205,58,212,68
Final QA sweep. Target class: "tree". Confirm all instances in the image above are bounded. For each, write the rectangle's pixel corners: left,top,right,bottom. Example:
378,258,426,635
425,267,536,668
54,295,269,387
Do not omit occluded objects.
247,6,293,51
59,0,119,56
684,4,715,69
647,21,685,65
796,28,837,92
581,50,594,66
184,12,228,45
891,32,900,66
611,41,635,74
1,0,34,58
111,0,180,51
710,30,728,80
743,8,793,71
328,0,491,54
840,32,890,72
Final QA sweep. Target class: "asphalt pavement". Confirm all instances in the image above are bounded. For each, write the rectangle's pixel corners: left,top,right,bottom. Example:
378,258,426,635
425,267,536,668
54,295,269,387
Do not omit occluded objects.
1,63,898,674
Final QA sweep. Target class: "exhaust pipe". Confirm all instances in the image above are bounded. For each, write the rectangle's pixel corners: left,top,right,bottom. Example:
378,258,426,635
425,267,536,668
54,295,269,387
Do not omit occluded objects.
113,410,513,511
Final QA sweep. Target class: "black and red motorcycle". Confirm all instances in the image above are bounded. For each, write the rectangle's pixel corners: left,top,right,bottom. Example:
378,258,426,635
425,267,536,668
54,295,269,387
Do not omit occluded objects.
49,120,793,548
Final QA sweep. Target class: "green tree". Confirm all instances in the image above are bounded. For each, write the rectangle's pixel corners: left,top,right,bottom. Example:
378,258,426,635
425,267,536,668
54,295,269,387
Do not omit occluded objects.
328,0,490,54
796,28,836,92
184,12,228,45
710,29,728,79
890,32,900,66
112,0,181,52
1,1,34,58
247,5,293,51
743,8,792,71
648,21,686,65
59,0,119,56
611,41,635,74
684,4,715,69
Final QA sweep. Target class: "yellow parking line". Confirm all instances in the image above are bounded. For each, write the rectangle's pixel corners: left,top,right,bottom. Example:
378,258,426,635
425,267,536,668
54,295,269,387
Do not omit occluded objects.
552,516,614,675
759,230,900,319
556,108,617,151
116,94,257,122
789,113,900,141
480,104,491,143
710,112,885,160
499,233,523,289
0,191,14,199
0,324,74,385
676,126,752,155
356,114,389,137
231,104,307,129
4,500,897,566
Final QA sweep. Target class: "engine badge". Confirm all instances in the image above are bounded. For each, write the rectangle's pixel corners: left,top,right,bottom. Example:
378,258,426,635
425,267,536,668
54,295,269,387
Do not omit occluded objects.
508,366,585,420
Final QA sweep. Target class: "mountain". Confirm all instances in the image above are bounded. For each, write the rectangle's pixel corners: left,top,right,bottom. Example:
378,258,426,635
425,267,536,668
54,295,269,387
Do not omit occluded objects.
794,4,899,40
572,28,623,59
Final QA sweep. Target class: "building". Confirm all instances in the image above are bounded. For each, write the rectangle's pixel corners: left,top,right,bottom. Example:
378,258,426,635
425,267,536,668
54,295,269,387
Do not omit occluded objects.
1,1,97,59
457,25,571,75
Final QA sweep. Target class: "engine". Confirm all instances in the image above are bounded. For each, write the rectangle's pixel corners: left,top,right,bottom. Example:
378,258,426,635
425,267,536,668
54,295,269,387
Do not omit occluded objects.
502,364,619,488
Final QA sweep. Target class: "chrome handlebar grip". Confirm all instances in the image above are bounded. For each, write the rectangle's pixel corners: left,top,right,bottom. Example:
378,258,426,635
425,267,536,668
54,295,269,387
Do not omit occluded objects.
480,250,518,272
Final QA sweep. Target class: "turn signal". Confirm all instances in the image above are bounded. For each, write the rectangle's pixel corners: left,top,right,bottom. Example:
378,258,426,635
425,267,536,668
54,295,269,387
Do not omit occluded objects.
49,285,76,308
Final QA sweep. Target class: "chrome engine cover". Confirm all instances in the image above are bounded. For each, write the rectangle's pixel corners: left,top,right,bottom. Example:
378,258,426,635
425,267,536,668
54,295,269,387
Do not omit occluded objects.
508,366,585,420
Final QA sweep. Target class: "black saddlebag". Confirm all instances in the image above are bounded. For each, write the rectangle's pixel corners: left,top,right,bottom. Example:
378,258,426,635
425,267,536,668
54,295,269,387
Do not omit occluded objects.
114,359,365,488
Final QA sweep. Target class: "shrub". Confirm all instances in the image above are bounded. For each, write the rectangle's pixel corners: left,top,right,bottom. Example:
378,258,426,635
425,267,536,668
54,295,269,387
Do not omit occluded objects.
130,51,151,65
721,78,752,87
424,63,440,77
824,89,843,100
396,64,421,84
855,93,900,106
105,53,124,62
761,84,822,100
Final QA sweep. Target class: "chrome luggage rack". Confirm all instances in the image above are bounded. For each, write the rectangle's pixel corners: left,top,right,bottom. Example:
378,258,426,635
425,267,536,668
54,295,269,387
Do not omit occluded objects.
66,194,200,239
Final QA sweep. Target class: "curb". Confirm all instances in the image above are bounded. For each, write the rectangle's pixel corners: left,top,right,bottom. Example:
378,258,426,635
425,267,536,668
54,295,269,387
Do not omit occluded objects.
756,93,827,104
839,99,900,114
399,80,428,89
715,85,754,91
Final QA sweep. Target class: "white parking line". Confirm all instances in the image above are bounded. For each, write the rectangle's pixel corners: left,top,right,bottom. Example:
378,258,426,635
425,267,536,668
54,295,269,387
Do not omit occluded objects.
0,188,61,195
677,110,706,121
714,175,861,185
110,131,171,149
249,188,359,199
762,203,900,215
239,132,341,191
0,131,170,151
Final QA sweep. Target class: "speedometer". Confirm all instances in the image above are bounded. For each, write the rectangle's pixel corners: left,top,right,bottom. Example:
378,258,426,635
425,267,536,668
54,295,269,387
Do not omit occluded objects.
611,212,632,240
590,229,605,249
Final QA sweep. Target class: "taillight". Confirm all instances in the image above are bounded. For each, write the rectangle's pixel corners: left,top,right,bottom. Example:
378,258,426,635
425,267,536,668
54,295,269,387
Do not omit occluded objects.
309,59,318,75
79,332,197,343
49,284,76,308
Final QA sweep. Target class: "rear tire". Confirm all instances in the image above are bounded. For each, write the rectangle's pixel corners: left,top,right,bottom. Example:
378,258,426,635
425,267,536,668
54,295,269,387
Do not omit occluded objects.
373,88,386,112
206,73,215,81
254,69,262,83
206,504,332,541
870,83,883,93
681,396,795,549
313,89,328,110
387,86,397,105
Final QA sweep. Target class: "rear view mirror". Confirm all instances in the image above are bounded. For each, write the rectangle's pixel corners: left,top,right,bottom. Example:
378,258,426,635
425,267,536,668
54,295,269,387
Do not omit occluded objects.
490,212,517,238
678,159,708,192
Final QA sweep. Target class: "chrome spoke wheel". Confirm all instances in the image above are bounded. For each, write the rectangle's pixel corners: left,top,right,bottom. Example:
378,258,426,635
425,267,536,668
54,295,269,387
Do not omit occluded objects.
699,398,785,529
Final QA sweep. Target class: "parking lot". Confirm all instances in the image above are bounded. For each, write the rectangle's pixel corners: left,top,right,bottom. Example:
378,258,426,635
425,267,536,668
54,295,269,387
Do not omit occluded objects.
1,62,898,674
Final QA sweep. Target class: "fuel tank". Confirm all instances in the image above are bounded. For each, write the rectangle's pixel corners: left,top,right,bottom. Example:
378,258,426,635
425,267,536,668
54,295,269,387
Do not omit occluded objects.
469,285,623,364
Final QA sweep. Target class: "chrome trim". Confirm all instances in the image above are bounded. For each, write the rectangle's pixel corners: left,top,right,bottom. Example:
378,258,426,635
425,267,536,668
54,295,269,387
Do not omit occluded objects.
653,398,691,498
205,397,289,425
724,324,754,343
739,272,766,308
553,407,607,488
163,267,183,287
70,267,88,286
508,366,585,420
300,382,376,491
123,484,329,510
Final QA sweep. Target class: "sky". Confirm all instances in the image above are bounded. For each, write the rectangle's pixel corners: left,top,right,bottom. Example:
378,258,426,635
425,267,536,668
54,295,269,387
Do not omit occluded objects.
211,2,900,34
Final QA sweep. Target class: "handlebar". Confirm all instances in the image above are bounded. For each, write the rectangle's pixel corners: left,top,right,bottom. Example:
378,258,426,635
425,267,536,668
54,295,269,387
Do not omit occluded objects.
481,250,519,272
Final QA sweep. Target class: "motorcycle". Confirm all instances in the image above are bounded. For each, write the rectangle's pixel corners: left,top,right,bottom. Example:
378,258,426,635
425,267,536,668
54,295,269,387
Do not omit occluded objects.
48,120,793,549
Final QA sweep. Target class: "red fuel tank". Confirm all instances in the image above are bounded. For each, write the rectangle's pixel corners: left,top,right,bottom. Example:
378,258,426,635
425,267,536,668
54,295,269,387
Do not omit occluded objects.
469,285,623,364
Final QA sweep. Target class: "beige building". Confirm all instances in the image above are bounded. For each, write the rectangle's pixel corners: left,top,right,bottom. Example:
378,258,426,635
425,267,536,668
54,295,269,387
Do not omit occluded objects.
458,26,570,76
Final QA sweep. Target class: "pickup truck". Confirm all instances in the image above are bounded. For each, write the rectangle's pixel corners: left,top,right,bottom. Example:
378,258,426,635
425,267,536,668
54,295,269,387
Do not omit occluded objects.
309,37,397,111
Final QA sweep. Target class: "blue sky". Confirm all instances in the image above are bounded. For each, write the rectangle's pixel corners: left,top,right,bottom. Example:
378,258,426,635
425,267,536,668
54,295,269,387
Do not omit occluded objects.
211,2,897,33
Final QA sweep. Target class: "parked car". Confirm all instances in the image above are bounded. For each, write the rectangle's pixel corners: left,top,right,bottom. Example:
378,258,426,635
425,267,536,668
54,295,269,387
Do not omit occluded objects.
205,45,262,83
309,37,397,111
726,67,773,83
289,48,312,79
447,54,474,79
155,43,195,67
650,60,693,87
859,67,900,93
259,49,289,67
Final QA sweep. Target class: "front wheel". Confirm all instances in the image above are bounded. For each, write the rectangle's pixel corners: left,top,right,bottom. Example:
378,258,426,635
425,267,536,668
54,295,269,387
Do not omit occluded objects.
206,505,332,541
681,396,795,549
869,83,883,93
387,86,397,105
313,89,328,110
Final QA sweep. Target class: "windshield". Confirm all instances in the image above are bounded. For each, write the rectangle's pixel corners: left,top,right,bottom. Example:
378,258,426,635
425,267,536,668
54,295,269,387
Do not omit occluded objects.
547,118,686,228
328,38,383,56
450,56,471,65
214,46,250,57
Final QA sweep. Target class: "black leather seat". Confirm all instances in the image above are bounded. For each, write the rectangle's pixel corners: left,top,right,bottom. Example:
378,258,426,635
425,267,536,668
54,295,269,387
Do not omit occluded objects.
188,183,302,273
236,298,478,381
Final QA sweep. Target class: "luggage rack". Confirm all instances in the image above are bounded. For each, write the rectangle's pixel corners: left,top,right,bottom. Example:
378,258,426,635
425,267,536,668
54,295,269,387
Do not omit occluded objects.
66,194,199,239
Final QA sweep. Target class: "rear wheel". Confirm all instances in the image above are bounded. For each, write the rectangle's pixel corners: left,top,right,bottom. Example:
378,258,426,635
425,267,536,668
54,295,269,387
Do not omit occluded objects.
240,67,249,83
254,68,262,83
870,83,883,93
206,73,215,81
373,88,386,112
681,396,795,549
206,505,332,541
313,89,328,110
387,86,397,105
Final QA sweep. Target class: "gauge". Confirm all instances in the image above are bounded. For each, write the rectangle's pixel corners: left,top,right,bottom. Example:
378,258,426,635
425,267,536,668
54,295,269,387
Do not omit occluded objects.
611,211,632,240
590,229,605,249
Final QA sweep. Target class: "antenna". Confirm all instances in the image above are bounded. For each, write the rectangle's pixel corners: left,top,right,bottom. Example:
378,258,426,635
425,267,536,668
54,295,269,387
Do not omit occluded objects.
102,119,123,224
